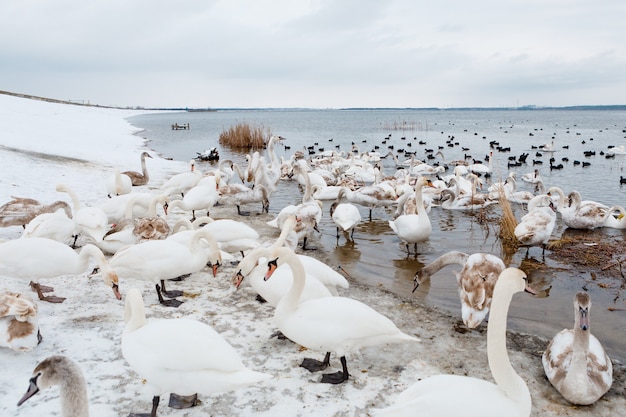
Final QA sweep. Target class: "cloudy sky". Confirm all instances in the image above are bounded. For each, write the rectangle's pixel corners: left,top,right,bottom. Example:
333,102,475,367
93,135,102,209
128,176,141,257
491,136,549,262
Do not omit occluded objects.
1,0,624,109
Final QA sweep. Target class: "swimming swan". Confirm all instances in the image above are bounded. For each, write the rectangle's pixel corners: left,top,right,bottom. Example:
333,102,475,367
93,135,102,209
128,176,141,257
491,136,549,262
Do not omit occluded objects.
375,268,535,417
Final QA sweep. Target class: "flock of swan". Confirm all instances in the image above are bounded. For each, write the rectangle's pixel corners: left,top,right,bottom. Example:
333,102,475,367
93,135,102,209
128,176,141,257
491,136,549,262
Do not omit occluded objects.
1,133,622,417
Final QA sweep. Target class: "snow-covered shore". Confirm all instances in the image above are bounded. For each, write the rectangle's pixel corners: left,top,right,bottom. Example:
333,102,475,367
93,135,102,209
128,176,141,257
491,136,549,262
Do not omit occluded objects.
0,93,624,417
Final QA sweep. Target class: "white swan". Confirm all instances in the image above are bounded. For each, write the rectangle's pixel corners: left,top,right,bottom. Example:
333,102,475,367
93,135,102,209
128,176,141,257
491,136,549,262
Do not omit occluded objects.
197,217,260,255
161,159,203,197
503,175,536,205
413,251,505,328
603,205,626,229
467,151,493,176
547,187,610,230
0,291,41,352
56,184,109,241
521,168,542,184
18,355,90,417
291,163,323,250
234,215,349,301
330,196,362,241
21,207,79,247
168,175,219,221
166,217,234,274
439,188,496,211
122,288,270,416
339,182,397,221
389,177,432,255
108,228,221,307
606,145,626,156
259,246,418,384
104,168,132,197
99,192,168,224
0,238,121,303
217,183,270,216
122,151,152,186
514,194,557,255
542,292,613,405
375,268,535,417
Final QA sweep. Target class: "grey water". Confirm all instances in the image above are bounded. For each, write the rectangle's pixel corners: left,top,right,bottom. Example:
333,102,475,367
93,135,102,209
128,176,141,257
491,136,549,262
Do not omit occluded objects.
128,109,626,361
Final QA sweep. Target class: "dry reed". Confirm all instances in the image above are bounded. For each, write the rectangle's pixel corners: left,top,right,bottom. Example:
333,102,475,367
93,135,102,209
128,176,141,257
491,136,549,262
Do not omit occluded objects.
498,192,519,252
218,122,271,150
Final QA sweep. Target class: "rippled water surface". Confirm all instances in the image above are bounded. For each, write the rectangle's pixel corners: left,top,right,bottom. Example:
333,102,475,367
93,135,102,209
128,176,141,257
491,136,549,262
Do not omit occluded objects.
128,109,626,360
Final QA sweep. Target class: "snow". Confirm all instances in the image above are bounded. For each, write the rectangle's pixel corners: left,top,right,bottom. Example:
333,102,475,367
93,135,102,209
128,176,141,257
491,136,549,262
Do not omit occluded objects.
0,93,624,417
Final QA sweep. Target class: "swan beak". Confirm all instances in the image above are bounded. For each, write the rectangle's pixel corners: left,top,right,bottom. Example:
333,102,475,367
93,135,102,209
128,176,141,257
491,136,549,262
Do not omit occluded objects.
264,259,278,281
234,270,244,289
524,284,537,295
580,309,589,331
411,278,420,293
212,264,219,277
112,283,122,300
17,376,40,406
337,265,353,280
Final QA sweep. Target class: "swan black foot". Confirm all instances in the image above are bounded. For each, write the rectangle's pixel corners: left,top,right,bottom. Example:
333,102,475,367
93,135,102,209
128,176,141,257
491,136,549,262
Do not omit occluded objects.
156,284,184,308
160,298,183,308
159,280,183,298
236,205,251,216
300,352,331,372
128,395,160,417
321,371,349,384
320,356,350,384
30,282,65,303
169,393,200,409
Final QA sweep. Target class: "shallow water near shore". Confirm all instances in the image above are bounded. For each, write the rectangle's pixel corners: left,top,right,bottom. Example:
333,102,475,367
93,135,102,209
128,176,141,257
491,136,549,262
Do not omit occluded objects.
128,109,626,361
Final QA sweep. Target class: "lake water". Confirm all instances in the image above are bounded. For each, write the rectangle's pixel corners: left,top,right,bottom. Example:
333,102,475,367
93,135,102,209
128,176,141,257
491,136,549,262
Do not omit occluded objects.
128,109,626,361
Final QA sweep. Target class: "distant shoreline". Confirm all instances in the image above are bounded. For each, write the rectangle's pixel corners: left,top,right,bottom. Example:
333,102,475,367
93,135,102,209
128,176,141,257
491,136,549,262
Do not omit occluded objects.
2,89,626,112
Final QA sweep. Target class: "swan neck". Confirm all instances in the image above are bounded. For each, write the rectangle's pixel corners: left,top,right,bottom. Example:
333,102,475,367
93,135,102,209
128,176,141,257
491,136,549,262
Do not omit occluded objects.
487,284,531,409
59,364,90,417
276,249,306,314
124,292,147,334
140,154,149,178
421,251,468,280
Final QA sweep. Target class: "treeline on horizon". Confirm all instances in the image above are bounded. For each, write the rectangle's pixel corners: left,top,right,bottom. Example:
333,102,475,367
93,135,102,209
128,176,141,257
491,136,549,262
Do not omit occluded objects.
1,90,625,112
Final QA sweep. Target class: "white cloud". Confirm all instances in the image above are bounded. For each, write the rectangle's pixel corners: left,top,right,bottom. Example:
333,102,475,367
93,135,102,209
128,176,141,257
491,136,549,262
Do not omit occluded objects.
1,0,625,107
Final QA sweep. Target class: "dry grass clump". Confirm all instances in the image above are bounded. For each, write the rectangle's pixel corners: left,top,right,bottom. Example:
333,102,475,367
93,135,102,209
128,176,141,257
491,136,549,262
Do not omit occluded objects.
219,122,271,150
498,193,519,251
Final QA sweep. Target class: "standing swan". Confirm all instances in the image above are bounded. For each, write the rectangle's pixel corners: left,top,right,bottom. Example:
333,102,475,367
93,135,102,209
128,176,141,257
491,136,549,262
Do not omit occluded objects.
375,268,535,417
514,194,557,255
122,288,270,417
0,238,121,303
122,151,153,186
261,246,418,384
542,292,613,405
18,355,90,417
108,228,222,307
388,177,433,256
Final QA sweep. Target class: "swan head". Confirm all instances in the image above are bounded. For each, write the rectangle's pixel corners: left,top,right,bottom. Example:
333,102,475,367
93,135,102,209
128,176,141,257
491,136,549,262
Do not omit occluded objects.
412,268,431,292
89,266,122,300
574,292,591,331
18,356,85,407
